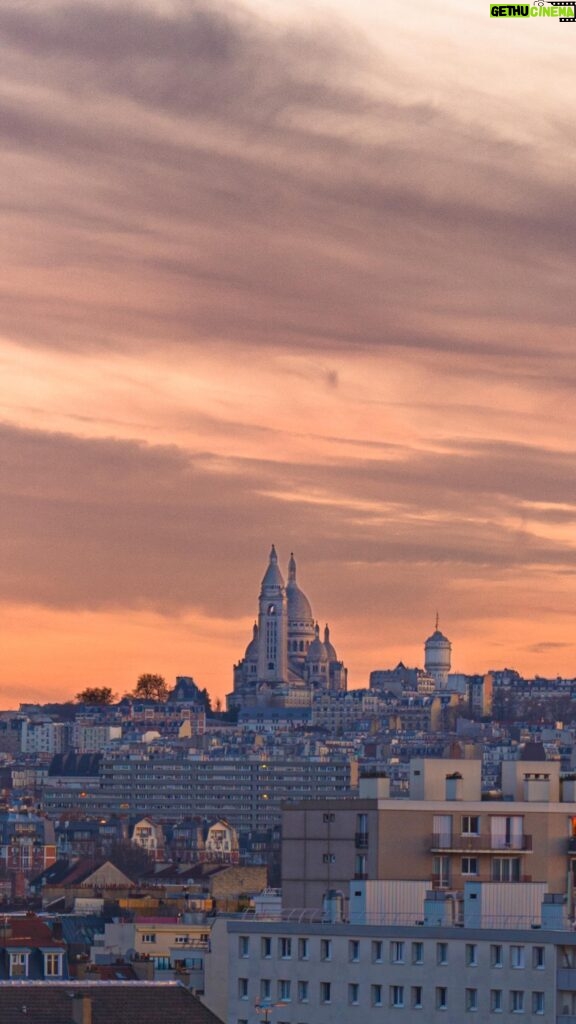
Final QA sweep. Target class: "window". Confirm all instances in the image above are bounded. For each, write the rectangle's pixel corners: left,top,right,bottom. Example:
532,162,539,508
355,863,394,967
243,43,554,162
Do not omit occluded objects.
412,941,423,964
279,937,292,959
490,944,503,968
355,853,367,878
261,937,272,958
297,980,309,1003
511,946,525,969
391,940,405,963
323,853,336,864
461,857,479,875
298,937,309,960
372,940,383,963
491,989,503,1013
278,980,291,1003
321,939,332,961
371,985,383,1007
436,987,448,1010
466,988,478,1011
142,934,156,943
323,812,335,823
492,857,521,882
532,946,545,969
239,936,249,958
348,983,359,1005
320,982,331,1004
9,953,27,978
44,953,61,978
510,990,524,1013
349,940,360,962
437,942,448,965
391,985,404,1008
260,980,271,1001
462,815,480,835
411,986,423,1009
466,944,478,967
532,992,544,1015
238,978,249,1000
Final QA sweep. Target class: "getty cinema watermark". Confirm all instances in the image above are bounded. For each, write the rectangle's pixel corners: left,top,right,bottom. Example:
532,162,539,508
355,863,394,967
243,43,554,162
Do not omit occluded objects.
490,1,576,18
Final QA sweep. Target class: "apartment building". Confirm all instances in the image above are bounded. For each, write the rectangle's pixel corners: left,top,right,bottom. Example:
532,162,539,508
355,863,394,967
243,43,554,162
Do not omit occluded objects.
282,757,576,911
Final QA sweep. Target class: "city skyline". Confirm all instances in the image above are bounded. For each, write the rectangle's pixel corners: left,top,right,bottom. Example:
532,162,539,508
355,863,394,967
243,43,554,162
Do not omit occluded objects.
1,1,575,704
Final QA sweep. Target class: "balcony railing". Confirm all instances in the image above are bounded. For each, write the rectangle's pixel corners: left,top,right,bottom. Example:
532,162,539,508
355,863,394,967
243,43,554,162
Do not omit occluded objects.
430,833,532,853
355,832,369,849
431,873,532,888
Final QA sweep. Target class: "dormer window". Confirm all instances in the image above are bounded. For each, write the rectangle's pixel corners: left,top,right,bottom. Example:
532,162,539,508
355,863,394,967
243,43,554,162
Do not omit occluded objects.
9,952,29,978
44,951,63,977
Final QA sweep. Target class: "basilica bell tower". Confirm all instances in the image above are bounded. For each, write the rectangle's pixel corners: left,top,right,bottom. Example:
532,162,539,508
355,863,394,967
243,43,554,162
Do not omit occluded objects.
256,545,289,683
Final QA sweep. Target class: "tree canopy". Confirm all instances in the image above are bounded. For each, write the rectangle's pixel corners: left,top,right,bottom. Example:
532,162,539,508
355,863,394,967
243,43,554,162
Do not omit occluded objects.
132,673,168,702
75,686,116,705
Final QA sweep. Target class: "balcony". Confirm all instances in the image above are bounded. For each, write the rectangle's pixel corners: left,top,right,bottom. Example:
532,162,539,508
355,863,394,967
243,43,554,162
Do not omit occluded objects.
355,832,369,849
430,833,532,853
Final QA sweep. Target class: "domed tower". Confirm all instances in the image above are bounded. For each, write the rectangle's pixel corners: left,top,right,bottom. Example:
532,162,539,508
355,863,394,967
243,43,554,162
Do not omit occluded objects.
424,614,452,689
304,623,329,688
256,545,289,683
286,552,316,673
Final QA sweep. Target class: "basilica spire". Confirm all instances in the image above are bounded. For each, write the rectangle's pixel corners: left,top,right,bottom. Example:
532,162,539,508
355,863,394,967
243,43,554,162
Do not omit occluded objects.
288,552,296,582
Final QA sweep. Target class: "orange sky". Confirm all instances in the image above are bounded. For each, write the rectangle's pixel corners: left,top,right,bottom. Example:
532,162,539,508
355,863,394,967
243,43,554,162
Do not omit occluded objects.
1,0,576,707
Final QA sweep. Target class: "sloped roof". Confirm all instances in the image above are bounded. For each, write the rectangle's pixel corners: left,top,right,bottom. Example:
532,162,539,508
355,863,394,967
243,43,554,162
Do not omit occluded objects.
0,982,222,1024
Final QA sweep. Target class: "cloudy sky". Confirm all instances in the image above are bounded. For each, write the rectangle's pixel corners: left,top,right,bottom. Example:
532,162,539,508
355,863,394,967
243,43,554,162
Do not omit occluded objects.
1,0,576,705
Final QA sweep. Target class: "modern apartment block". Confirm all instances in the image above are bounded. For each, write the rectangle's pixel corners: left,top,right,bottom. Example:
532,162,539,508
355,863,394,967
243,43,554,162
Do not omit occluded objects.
282,757,576,911
213,883,576,1024
43,754,358,830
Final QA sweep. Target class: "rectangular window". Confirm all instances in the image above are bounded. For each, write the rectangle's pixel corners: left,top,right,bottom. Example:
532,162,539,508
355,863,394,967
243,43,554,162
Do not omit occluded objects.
371,985,383,1007
532,946,545,969
511,946,525,969
298,937,309,960
279,938,292,959
239,936,249,958
278,980,291,1003
44,953,61,978
510,990,524,1013
390,985,404,1008
261,937,272,958
437,942,448,965
532,992,544,1015
462,815,480,835
238,978,249,1000
321,939,332,961
466,988,478,1011
349,940,360,962
142,934,156,943
297,981,309,1003
348,983,359,1005
372,940,383,963
491,989,503,1013
323,812,335,823
466,944,478,967
461,857,479,875
260,980,271,1000
490,944,503,968
412,941,423,964
391,940,405,964
320,982,331,1004
492,857,521,882
322,853,336,863
436,987,447,1010
411,986,423,1009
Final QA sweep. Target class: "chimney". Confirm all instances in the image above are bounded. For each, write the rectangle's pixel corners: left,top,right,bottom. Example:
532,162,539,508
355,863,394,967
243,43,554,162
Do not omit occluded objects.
71,993,92,1024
